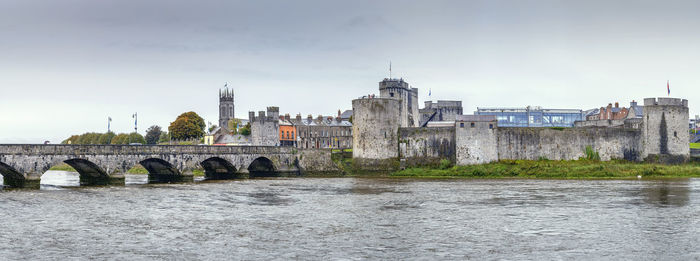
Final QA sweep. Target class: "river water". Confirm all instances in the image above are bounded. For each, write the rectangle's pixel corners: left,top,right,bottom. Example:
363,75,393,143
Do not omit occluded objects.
1,171,699,260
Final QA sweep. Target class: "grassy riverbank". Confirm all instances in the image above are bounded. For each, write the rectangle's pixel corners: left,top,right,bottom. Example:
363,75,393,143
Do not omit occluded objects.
392,159,700,179
49,163,205,176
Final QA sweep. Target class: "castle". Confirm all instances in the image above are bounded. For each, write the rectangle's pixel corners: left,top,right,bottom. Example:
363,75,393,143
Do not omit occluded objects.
353,90,690,169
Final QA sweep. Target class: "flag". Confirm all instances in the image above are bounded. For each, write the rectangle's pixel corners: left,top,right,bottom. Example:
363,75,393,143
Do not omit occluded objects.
667,80,670,96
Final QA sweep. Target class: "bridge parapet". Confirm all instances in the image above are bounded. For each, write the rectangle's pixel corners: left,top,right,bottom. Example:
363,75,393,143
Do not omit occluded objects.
0,144,298,155
0,145,338,189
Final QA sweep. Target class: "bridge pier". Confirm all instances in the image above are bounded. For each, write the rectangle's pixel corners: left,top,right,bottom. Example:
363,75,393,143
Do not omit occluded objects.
108,173,126,186
3,173,41,189
79,173,125,186
148,172,194,183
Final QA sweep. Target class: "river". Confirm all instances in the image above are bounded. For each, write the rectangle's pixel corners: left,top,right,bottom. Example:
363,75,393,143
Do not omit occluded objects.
1,171,699,260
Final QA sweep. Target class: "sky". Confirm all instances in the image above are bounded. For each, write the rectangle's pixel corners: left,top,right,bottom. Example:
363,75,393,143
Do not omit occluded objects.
1,0,698,144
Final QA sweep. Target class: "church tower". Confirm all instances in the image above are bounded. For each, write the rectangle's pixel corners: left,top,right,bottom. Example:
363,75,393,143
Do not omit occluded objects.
219,86,234,131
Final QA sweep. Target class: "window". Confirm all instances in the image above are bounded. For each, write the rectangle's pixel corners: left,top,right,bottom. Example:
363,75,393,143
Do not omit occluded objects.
292,132,295,139
489,124,493,129
470,122,475,128
460,122,464,128
390,93,394,97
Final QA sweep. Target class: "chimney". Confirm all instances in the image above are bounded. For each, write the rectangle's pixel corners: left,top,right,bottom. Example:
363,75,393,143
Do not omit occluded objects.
307,114,313,121
630,100,637,107
279,116,284,121
338,110,341,117
285,113,290,121
615,102,619,108
296,114,302,122
317,115,323,121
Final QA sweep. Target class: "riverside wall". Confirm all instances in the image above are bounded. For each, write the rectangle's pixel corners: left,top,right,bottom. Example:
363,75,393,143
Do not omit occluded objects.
495,127,642,161
399,127,455,167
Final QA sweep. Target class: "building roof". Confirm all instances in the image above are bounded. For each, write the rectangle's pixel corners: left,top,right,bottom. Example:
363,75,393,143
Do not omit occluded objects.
630,105,644,118
339,110,353,120
457,115,497,122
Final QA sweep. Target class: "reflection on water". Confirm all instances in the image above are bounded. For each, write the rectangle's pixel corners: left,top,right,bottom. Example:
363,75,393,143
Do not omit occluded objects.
0,173,699,259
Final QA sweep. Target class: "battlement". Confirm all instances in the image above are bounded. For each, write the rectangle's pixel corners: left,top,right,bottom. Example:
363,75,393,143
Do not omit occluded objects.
249,106,280,122
424,100,463,109
643,97,688,107
379,78,410,90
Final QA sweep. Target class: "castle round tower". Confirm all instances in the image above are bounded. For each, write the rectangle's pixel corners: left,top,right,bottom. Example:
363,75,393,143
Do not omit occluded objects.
641,97,689,162
352,97,401,169
219,87,234,130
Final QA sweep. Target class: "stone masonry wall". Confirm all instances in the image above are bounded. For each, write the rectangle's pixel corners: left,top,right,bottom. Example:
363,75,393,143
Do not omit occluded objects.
399,127,455,166
496,127,641,161
641,98,689,161
456,122,499,165
352,98,401,169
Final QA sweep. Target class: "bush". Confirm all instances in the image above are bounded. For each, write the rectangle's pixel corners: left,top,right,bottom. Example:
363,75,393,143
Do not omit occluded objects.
438,159,452,170
584,146,600,161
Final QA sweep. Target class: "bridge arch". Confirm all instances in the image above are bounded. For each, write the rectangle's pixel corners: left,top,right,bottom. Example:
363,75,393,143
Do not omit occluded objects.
0,161,27,188
247,157,277,178
201,157,238,180
140,158,184,183
63,158,111,186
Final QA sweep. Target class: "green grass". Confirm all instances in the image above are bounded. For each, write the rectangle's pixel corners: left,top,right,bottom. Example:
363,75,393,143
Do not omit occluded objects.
50,163,204,176
392,159,700,179
691,143,700,149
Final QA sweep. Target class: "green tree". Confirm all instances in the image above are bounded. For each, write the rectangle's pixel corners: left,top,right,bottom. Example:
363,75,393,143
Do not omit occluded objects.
128,132,146,144
240,122,251,136
158,131,170,143
97,132,116,144
75,132,101,144
227,119,241,134
144,125,162,145
168,112,206,140
208,124,218,133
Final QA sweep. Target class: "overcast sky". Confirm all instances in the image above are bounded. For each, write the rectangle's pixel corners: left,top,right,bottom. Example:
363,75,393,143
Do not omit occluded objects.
1,0,698,144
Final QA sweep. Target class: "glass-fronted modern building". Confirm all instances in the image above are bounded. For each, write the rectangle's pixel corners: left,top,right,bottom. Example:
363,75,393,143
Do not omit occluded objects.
475,106,584,127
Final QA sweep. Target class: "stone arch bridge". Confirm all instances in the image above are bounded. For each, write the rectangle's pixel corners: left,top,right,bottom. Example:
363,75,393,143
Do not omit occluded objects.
0,145,338,189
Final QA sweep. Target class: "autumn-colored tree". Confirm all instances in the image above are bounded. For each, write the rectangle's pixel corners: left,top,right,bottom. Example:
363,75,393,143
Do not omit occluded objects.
110,133,130,144
97,132,116,144
168,112,206,140
61,135,80,144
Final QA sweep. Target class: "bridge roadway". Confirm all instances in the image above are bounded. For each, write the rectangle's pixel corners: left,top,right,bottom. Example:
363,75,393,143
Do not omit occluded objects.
0,144,337,189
